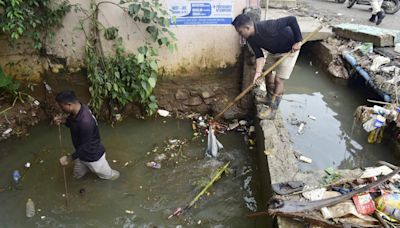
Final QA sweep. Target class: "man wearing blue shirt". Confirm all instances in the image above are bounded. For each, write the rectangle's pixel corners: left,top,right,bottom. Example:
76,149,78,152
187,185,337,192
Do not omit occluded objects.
232,14,302,119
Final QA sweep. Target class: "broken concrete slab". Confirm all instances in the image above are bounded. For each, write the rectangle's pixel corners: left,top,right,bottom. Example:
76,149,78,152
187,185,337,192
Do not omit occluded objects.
333,23,400,47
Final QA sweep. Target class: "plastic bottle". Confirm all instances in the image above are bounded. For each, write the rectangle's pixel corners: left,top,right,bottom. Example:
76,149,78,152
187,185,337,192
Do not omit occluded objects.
12,170,21,184
373,105,390,116
374,115,386,128
384,207,400,221
26,198,35,218
146,161,161,169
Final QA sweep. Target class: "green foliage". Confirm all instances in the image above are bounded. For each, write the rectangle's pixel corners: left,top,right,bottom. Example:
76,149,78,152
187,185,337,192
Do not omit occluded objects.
104,26,119,40
0,66,20,97
85,0,176,117
0,0,71,49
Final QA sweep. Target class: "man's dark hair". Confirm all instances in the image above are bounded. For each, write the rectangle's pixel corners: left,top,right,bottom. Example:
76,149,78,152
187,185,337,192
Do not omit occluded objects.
55,90,78,103
232,14,253,29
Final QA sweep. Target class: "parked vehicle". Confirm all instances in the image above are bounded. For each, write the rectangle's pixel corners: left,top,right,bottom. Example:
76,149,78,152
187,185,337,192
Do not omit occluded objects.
347,0,400,14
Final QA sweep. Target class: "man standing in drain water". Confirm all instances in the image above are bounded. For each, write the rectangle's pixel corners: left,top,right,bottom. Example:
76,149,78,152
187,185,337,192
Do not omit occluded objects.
53,90,120,180
232,14,302,119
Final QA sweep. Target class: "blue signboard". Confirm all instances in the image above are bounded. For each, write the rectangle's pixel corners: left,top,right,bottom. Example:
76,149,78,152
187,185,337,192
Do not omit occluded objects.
168,1,234,26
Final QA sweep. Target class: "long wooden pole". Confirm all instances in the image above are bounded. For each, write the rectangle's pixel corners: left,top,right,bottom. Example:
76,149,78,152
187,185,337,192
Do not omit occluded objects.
58,125,69,208
214,25,323,120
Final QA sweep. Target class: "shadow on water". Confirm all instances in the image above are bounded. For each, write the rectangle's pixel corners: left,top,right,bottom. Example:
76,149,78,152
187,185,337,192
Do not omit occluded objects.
280,53,400,171
0,117,268,227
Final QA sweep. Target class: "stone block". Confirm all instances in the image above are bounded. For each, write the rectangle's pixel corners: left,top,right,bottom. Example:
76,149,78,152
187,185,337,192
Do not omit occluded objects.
175,89,189,100
182,96,203,106
333,23,400,47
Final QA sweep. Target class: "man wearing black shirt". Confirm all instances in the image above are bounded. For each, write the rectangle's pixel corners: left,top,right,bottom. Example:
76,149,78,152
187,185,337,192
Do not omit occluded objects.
54,90,119,180
232,14,302,119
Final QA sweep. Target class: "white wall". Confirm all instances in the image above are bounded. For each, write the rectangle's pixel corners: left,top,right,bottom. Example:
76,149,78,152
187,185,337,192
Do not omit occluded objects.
45,0,247,77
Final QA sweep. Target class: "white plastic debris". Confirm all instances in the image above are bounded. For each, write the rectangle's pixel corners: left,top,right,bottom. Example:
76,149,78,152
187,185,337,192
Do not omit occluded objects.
298,155,312,164
2,128,12,137
249,126,255,133
229,122,239,130
41,216,46,219
315,71,319,75
370,56,390,72
297,122,306,134
239,120,247,126
115,114,122,121
168,139,178,144
112,160,117,163
308,115,317,120
157,109,170,117
25,162,31,168
302,187,326,201
361,165,400,180
125,210,134,214
381,66,396,74
124,161,132,167
33,100,40,106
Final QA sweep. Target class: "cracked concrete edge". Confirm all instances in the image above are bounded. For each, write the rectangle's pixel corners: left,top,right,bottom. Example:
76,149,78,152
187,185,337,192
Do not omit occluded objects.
258,113,363,228
260,115,300,184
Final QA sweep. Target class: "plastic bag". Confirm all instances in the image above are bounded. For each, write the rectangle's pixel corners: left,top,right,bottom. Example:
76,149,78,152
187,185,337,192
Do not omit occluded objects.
375,193,400,222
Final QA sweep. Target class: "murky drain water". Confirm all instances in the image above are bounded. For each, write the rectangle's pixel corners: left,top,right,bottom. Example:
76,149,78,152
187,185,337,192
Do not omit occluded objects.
0,118,266,227
280,54,400,171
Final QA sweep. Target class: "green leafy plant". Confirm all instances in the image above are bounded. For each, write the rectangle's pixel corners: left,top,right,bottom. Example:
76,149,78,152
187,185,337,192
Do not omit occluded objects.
0,0,72,50
0,66,19,96
83,0,177,117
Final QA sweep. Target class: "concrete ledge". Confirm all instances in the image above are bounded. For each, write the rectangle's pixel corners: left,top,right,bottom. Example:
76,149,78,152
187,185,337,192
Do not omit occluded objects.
257,114,362,227
333,23,400,47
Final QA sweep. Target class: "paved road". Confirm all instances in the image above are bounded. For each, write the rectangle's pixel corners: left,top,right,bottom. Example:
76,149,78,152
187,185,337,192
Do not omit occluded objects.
297,0,400,30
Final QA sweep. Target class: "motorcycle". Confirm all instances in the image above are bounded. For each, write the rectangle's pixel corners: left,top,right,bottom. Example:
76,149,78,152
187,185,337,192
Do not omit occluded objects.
347,0,400,14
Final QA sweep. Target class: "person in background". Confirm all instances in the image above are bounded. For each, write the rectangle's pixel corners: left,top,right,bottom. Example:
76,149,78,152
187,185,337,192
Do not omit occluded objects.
53,90,119,180
369,0,385,25
232,14,302,119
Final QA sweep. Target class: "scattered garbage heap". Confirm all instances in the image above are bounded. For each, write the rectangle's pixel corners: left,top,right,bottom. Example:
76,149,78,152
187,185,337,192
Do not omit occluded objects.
309,24,400,144
263,162,400,227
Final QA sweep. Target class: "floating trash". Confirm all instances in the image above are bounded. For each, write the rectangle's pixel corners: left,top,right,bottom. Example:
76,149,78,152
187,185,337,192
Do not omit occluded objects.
12,170,21,184
125,210,134,214
239,120,247,126
157,109,170,117
154,153,167,162
26,198,35,218
2,128,12,137
297,122,306,134
146,161,161,169
308,115,317,120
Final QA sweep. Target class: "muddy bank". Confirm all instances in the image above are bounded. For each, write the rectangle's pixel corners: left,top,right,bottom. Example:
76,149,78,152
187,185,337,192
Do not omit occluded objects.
0,98,45,141
0,61,250,141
